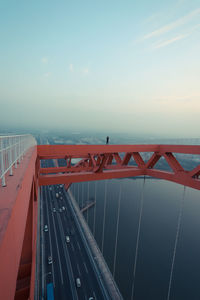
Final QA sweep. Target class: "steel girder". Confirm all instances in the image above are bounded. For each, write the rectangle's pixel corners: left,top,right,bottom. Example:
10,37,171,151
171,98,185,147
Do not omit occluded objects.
37,145,200,190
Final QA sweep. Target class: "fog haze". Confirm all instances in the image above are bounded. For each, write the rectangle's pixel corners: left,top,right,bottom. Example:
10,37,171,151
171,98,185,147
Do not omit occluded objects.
0,0,200,137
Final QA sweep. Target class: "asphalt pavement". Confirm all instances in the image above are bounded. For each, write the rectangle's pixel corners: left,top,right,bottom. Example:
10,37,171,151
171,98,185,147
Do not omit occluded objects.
38,160,109,300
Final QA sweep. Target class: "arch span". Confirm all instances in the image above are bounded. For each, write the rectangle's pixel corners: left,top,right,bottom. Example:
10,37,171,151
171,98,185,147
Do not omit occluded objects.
37,144,200,190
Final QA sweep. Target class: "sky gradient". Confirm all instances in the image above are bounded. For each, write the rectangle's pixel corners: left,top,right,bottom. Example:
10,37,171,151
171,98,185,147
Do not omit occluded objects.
0,0,200,137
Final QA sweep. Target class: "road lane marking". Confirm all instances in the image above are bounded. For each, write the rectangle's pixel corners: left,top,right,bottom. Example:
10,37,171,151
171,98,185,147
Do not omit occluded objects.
55,200,79,300
71,242,75,252
41,189,45,296
93,291,97,299
77,241,81,251
47,188,64,285
77,263,81,276
83,262,89,274
51,209,64,284
45,187,56,287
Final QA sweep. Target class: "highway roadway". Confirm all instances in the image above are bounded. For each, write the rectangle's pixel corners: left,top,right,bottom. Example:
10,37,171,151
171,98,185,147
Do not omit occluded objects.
38,159,108,300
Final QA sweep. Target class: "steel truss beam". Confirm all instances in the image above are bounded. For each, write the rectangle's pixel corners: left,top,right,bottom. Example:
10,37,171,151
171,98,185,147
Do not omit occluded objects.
37,145,200,190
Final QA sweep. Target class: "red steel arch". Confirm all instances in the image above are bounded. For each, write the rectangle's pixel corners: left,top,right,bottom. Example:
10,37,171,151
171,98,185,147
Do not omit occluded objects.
1,144,200,300
38,144,200,190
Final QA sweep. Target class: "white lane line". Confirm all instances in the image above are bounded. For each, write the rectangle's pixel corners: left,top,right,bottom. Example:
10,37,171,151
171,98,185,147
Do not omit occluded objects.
45,187,56,287
77,241,81,251
47,188,64,285
93,291,97,299
41,189,45,296
64,188,102,300
51,211,64,285
83,262,88,274
71,242,75,252
56,203,79,300
62,188,96,300
37,189,42,300
77,263,81,276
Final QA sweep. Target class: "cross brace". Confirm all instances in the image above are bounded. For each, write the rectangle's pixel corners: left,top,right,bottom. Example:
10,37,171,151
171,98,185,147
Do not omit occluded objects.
37,145,200,190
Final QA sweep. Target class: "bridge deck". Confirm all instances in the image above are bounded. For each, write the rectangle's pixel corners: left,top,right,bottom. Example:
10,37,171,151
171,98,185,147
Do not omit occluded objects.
0,147,37,300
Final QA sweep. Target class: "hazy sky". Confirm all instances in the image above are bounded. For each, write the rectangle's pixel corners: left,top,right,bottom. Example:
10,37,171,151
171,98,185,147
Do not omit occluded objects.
0,0,200,137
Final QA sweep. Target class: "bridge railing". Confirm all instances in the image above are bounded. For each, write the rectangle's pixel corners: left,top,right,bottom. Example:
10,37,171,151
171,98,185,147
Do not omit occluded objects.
0,134,37,187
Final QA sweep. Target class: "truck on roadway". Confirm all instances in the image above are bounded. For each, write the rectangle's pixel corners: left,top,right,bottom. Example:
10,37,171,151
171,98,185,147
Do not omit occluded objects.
47,283,54,300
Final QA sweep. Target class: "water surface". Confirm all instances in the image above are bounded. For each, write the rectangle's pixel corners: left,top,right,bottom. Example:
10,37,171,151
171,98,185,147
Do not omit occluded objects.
72,178,200,300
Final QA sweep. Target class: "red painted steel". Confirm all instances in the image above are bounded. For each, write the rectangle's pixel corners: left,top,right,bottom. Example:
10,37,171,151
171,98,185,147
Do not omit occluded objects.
1,143,200,300
0,147,38,300
38,144,200,190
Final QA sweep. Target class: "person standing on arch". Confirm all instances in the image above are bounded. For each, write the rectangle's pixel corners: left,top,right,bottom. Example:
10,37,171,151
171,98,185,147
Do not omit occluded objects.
106,136,109,144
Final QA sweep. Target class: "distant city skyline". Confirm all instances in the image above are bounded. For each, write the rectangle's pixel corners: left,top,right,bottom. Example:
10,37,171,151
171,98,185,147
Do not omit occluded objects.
0,0,200,137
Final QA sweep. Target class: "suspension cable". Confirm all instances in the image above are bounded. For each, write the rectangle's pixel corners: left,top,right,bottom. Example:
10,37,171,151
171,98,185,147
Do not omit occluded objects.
93,181,97,236
78,183,80,207
113,181,122,278
131,177,146,300
101,180,108,254
87,182,90,223
81,182,83,209
167,186,186,300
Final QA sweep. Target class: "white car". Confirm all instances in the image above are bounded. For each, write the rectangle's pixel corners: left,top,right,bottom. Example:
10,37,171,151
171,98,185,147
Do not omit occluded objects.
62,206,65,210
66,236,70,243
76,278,81,288
44,225,48,232
53,208,56,212
48,256,52,264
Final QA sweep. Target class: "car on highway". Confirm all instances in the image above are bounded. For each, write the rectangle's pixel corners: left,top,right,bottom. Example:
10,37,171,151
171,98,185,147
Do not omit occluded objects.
66,236,70,243
53,208,56,212
62,206,65,210
59,208,62,212
44,225,48,232
47,282,54,300
48,256,52,265
76,278,81,288
89,297,94,300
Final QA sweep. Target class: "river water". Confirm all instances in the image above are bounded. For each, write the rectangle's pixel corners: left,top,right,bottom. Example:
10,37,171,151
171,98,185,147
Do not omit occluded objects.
72,178,200,300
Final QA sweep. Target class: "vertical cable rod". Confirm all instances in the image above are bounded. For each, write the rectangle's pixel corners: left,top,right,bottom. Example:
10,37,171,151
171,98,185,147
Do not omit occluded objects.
81,182,83,210
101,180,108,254
78,183,80,207
131,177,146,300
167,186,186,300
93,181,97,236
113,181,122,278
87,182,89,223
74,183,76,197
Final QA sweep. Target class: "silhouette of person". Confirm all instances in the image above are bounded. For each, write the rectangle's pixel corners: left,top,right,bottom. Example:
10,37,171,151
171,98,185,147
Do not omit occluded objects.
106,136,109,144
